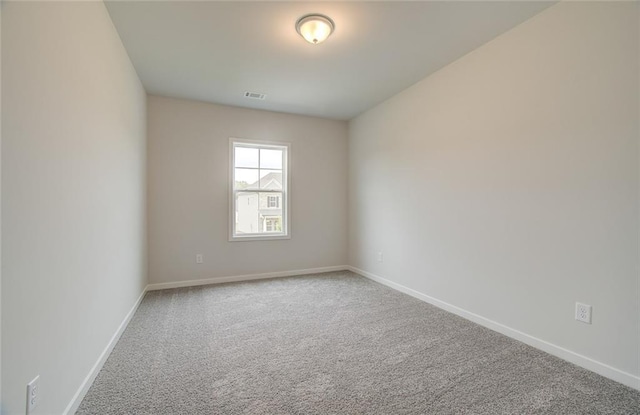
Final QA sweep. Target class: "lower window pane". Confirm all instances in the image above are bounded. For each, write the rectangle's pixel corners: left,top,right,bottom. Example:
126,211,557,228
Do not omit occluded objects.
235,192,283,235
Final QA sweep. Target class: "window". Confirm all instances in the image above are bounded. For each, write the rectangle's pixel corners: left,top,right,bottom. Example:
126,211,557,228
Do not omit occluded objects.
230,139,290,241
264,217,282,232
267,196,279,208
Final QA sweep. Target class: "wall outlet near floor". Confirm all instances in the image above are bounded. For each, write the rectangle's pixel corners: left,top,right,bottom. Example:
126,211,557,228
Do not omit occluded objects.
26,375,40,414
575,302,592,324
377,252,383,262
195,254,203,264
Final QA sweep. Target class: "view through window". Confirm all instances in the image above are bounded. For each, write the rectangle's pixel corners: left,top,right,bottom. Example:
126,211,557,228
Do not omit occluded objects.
230,140,289,240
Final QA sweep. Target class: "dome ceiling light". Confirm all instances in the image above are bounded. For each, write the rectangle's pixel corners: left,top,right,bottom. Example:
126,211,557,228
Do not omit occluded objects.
295,14,335,45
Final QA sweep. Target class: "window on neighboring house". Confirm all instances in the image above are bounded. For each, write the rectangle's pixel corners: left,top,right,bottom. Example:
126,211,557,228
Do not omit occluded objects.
264,217,282,232
230,139,290,241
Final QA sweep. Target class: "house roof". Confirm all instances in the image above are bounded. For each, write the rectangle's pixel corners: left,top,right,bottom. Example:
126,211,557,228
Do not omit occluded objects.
249,172,282,190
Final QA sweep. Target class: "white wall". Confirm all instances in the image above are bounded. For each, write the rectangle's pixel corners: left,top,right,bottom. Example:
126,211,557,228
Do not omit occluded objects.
349,1,639,386
147,96,348,285
2,2,147,414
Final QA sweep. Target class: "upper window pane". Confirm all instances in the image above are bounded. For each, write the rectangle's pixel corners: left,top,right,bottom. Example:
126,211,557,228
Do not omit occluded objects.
260,149,283,169
235,147,259,168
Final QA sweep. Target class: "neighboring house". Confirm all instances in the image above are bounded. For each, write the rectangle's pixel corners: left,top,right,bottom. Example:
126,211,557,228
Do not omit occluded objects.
236,172,283,234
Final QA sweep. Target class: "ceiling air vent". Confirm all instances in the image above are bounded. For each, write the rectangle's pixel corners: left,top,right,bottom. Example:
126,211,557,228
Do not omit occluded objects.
244,91,266,100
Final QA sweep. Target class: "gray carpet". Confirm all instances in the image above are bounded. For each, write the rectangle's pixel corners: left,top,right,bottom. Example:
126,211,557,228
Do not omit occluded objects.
77,271,640,414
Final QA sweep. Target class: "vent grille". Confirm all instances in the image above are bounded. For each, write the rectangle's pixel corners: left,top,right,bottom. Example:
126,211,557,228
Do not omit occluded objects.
244,91,266,100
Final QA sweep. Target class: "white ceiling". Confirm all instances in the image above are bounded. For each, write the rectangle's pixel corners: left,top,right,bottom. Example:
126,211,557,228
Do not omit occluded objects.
105,1,554,120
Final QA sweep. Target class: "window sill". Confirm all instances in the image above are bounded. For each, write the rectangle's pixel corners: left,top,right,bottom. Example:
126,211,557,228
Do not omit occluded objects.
229,234,291,242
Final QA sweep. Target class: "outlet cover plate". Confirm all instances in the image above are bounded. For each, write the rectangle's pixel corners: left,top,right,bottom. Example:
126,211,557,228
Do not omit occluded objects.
575,302,592,324
26,375,40,414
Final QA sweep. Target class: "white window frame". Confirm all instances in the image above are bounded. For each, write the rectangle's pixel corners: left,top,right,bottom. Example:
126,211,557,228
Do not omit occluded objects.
229,138,291,241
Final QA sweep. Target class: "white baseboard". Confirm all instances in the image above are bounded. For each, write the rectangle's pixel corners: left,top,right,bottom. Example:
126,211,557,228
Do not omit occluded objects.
348,265,640,391
63,287,148,415
146,265,349,291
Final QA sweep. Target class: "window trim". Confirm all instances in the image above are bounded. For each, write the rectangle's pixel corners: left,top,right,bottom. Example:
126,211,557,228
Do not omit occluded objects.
228,138,291,242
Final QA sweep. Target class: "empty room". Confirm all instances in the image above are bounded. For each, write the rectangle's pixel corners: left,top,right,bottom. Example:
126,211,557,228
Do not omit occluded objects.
1,0,639,414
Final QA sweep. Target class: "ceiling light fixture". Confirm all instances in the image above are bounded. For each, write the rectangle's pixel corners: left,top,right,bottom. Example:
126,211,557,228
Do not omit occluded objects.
295,14,335,45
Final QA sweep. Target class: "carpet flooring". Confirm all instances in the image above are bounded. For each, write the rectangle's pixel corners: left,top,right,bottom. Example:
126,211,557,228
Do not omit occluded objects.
77,271,640,414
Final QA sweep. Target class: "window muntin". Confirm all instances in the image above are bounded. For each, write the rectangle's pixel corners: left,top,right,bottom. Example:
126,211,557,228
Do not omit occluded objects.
230,140,290,241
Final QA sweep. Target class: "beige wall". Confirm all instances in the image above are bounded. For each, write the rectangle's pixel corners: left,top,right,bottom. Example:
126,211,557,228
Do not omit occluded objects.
349,1,639,385
2,2,147,413
147,96,348,284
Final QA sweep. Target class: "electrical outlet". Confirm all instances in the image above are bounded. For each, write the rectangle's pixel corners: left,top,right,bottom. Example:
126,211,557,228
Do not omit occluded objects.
377,252,383,263
196,254,203,264
26,375,40,414
575,302,592,324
